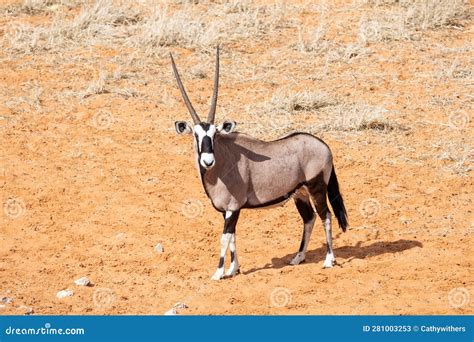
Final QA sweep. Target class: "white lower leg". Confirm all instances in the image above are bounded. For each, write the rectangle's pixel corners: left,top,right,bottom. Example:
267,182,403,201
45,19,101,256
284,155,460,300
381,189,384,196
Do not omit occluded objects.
225,234,239,276
323,212,335,268
211,233,231,280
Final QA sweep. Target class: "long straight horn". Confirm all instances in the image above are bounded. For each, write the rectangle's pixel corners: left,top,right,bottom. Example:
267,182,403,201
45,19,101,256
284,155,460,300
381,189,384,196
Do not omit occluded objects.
207,46,220,124
170,53,201,124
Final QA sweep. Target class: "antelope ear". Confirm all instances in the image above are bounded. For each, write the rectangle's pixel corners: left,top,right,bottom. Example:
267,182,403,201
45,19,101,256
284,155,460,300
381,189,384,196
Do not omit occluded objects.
175,121,192,135
217,120,236,134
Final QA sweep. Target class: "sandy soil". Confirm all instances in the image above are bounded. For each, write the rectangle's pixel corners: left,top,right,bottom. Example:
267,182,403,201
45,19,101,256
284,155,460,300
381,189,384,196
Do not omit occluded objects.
0,0,472,315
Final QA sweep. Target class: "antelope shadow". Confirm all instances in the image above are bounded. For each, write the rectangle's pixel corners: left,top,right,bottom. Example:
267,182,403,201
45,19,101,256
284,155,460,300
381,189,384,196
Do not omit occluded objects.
242,239,423,275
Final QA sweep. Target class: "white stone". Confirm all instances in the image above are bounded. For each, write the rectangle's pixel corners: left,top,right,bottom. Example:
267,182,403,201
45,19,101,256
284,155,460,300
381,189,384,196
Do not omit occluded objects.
154,243,164,253
173,302,188,310
18,305,34,315
1,297,13,304
56,289,74,299
74,277,91,287
164,308,177,315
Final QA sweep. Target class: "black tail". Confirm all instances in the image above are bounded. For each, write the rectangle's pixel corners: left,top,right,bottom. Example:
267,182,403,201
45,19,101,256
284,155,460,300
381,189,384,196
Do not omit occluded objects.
327,166,348,232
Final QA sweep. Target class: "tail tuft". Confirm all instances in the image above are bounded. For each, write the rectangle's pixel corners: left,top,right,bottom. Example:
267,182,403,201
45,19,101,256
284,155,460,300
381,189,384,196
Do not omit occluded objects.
327,167,348,232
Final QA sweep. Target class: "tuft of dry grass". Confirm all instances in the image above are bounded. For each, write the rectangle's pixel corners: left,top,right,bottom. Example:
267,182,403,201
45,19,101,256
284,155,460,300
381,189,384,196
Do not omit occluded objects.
2,0,81,16
359,0,470,43
320,103,399,132
264,90,336,114
404,0,470,30
296,15,330,54
81,68,138,99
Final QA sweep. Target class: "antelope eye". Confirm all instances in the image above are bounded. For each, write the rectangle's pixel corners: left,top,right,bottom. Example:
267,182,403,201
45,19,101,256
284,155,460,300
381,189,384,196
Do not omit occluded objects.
177,122,187,133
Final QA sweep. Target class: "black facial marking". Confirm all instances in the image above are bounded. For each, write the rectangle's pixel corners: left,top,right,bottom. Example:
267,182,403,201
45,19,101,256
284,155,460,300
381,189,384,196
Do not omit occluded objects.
199,122,211,130
201,136,213,153
194,133,200,152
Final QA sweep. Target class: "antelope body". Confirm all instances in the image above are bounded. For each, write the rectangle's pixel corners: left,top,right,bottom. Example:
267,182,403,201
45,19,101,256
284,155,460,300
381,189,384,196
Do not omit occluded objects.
171,48,348,280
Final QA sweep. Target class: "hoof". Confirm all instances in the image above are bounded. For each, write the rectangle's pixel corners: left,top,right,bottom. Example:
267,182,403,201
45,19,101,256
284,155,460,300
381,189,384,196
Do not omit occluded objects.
225,267,240,277
323,254,335,268
211,268,225,281
290,253,305,265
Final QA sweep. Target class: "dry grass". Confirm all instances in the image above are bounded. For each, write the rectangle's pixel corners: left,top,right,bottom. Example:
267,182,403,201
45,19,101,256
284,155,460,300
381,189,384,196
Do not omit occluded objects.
265,90,336,114
1,0,288,55
2,0,81,15
81,68,139,99
359,0,470,43
256,90,398,132
319,103,399,132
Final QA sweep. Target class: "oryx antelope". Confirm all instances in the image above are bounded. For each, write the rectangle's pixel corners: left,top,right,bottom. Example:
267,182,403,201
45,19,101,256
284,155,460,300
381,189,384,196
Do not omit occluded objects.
171,47,348,280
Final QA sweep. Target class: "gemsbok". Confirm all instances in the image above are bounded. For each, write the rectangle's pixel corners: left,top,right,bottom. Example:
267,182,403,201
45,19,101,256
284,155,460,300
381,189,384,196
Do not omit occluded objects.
171,47,348,280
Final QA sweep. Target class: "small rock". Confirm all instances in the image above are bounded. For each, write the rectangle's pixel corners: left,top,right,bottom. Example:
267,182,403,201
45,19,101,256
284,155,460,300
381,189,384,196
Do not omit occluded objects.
164,308,177,315
164,302,189,315
56,289,74,299
173,302,188,310
116,233,125,239
0,304,5,309
1,297,13,304
154,243,164,253
17,305,34,315
74,277,91,287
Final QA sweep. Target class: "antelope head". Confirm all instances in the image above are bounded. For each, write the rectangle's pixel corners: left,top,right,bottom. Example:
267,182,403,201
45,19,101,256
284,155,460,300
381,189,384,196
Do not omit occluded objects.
171,47,236,170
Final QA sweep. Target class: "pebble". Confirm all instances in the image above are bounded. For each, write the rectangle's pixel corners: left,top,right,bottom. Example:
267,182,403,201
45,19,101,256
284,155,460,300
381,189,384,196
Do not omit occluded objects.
164,308,177,315
1,297,13,304
154,243,164,253
173,302,188,310
18,305,34,315
56,289,74,299
74,277,91,287
164,302,189,315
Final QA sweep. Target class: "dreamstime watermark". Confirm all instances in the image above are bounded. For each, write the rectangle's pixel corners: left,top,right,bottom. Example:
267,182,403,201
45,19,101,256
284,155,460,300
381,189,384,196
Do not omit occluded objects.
92,288,115,309
448,287,470,309
3,197,26,219
4,322,85,336
181,199,203,218
359,198,380,218
448,111,470,130
359,20,380,43
92,111,115,130
270,287,292,308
